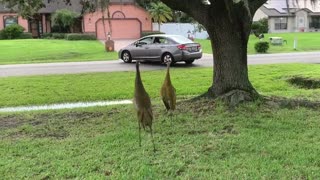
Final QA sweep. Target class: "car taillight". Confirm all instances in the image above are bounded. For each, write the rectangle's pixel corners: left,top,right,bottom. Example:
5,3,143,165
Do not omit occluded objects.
197,44,201,49
177,44,187,50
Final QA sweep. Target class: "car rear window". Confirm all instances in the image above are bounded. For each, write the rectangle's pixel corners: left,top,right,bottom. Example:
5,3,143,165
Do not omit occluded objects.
170,35,194,44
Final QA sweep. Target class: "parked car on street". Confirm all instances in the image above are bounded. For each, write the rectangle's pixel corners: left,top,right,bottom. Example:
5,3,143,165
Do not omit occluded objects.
118,34,202,64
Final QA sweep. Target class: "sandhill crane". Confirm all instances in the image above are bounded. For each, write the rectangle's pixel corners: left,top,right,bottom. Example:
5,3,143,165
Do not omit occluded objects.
160,59,176,112
133,61,156,152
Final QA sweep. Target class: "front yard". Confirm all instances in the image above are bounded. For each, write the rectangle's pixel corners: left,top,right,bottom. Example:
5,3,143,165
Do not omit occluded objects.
1,64,320,178
196,32,320,54
1,64,320,107
0,39,118,64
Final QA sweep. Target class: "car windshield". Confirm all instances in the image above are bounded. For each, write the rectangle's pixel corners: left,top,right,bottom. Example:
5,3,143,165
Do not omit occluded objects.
169,35,194,44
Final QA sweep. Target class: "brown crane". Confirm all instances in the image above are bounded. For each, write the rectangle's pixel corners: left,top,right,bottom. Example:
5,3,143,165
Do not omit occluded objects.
133,61,156,152
160,60,176,112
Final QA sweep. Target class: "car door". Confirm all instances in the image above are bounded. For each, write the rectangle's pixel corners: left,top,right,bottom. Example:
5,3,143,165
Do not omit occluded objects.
129,37,154,60
147,36,168,61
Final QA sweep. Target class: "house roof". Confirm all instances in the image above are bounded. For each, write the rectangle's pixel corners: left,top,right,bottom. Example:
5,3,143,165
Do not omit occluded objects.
261,0,320,17
260,5,293,17
0,0,136,14
38,0,83,14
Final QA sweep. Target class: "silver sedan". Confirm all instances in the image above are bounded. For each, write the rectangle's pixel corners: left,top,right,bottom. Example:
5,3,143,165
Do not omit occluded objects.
118,34,202,64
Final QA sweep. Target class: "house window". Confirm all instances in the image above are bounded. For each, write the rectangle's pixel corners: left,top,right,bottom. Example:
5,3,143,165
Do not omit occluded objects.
310,16,320,29
274,17,287,30
4,16,18,28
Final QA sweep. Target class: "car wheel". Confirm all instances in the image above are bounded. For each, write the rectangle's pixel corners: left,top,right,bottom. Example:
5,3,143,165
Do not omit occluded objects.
162,53,175,64
121,51,132,63
185,59,194,64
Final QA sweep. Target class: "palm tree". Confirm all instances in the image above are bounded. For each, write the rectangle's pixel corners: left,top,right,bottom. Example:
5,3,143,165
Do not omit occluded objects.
148,2,173,31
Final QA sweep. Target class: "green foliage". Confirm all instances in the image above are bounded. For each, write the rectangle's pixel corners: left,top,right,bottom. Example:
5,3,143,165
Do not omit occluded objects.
18,33,33,39
65,33,97,40
52,33,67,39
41,33,53,39
51,9,80,33
141,31,165,37
252,18,268,34
254,41,270,53
148,2,173,30
0,24,25,39
0,0,45,19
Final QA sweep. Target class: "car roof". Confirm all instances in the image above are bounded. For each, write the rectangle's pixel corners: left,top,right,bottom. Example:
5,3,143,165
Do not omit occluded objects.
144,34,184,38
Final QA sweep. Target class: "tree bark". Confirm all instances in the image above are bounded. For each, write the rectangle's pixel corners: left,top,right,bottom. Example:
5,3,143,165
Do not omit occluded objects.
207,16,258,99
160,0,265,104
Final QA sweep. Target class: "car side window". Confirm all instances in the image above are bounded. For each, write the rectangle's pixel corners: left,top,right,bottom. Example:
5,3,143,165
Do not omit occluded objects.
153,37,169,44
139,37,153,45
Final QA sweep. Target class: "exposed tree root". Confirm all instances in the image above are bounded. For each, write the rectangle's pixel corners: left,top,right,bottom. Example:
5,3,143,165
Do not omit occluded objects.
184,90,320,110
215,90,260,107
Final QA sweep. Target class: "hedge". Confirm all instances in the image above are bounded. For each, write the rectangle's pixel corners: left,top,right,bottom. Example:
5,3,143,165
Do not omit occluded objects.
52,33,67,39
65,33,96,40
18,33,33,39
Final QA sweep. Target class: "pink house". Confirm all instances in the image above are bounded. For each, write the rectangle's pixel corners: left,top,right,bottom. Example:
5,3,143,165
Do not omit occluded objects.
0,0,152,39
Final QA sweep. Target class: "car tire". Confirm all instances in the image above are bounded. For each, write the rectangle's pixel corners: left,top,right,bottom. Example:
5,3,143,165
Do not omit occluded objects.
121,51,132,63
161,53,175,65
185,59,194,64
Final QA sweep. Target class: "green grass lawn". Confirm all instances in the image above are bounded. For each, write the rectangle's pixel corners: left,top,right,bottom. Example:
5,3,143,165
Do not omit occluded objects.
0,39,118,64
196,32,320,54
0,64,320,107
1,64,320,178
0,99,320,178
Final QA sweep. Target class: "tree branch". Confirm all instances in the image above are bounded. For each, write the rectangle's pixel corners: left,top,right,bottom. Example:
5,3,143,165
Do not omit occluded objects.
160,0,209,24
249,0,267,14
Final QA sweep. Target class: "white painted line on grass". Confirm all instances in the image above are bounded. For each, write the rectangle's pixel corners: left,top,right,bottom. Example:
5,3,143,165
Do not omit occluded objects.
0,100,133,113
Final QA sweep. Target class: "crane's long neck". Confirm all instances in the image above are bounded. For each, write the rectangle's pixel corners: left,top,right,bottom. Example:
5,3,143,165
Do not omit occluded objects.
165,62,171,83
135,61,145,92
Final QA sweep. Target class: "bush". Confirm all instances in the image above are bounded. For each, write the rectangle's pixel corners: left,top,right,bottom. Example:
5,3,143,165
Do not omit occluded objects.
251,18,268,34
141,31,165,37
51,9,80,33
0,24,25,39
42,33,53,39
254,41,269,53
52,33,67,39
65,33,96,40
18,33,33,39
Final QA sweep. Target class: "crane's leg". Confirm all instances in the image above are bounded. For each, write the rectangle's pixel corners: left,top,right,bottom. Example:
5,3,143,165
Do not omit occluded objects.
139,122,142,147
150,126,156,152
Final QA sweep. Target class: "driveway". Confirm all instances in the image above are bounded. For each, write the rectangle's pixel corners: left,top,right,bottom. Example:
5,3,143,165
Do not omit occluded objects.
101,39,135,51
1,52,320,77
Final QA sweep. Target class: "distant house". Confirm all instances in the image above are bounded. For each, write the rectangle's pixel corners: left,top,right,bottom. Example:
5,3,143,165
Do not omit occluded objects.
253,0,320,33
0,0,152,39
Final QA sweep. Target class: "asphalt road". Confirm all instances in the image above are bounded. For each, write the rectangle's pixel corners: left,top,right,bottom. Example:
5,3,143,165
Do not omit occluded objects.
1,52,320,77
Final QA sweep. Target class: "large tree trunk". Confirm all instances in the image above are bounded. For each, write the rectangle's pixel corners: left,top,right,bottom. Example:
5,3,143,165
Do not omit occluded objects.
159,0,266,104
207,15,259,102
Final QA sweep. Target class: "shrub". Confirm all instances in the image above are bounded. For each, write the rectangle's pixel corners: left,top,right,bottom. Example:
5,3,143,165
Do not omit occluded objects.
65,33,96,40
141,31,165,37
51,9,80,33
0,24,25,39
251,18,268,34
18,33,33,39
42,33,53,39
52,33,67,39
254,41,269,53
